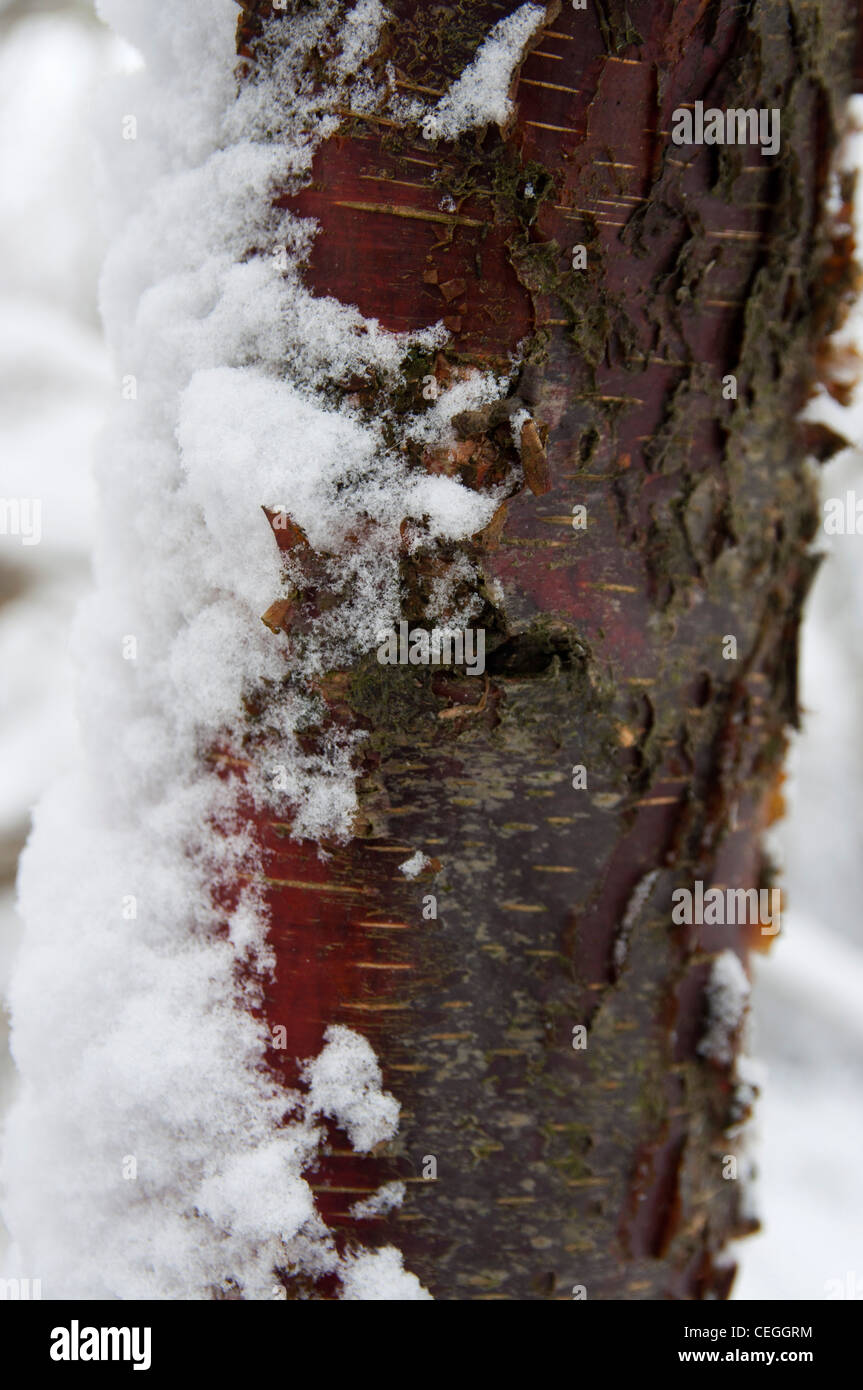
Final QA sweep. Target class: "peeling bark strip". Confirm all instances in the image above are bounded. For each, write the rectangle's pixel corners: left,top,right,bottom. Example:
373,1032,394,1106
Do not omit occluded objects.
234,1,859,1298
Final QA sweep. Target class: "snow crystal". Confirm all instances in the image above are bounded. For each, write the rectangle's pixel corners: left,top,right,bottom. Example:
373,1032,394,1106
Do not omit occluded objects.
399,850,431,879
196,1137,318,1244
341,1246,434,1301
303,1025,400,1153
732,1050,767,1128
332,0,388,77
349,1179,406,1219
420,5,548,141
510,404,533,445
699,950,751,1065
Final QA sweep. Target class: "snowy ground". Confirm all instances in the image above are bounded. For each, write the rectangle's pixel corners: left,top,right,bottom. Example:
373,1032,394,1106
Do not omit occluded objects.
0,3,861,1299
0,2,117,1182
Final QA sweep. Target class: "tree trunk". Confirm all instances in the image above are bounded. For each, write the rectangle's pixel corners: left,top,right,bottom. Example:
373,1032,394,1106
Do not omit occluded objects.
234,0,861,1299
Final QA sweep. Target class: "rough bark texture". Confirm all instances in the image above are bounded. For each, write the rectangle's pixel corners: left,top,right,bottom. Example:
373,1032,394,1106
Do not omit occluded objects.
233,0,861,1299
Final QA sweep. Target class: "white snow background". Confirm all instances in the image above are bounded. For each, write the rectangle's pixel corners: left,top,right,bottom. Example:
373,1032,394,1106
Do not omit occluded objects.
0,0,860,1299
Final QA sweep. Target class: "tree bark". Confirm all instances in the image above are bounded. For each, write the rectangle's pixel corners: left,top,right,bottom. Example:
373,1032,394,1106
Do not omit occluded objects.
233,0,861,1299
